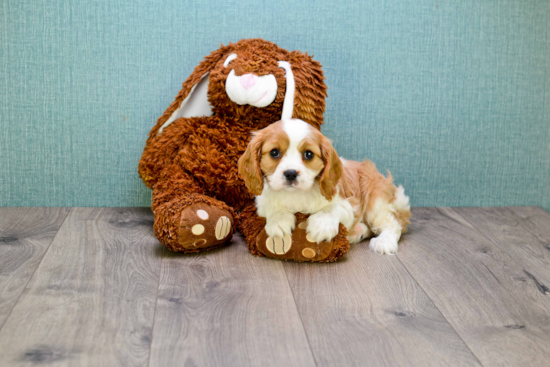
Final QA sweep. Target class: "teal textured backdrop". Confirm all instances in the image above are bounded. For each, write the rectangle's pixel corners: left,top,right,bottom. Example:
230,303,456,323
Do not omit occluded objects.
1,0,549,209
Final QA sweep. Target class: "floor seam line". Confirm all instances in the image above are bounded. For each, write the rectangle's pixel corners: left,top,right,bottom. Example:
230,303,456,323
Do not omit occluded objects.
0,207,72,334
147,244,165,367
282,263,319,367
396,234,485,366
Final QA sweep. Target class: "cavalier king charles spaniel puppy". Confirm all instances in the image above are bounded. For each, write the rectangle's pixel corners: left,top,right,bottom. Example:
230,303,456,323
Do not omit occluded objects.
238,119,410,254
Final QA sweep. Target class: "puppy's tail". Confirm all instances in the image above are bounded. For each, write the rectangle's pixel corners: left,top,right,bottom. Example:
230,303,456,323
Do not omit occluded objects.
391,185,411,233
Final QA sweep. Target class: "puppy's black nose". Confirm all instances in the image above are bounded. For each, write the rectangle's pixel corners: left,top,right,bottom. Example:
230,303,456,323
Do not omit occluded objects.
284,170,298,182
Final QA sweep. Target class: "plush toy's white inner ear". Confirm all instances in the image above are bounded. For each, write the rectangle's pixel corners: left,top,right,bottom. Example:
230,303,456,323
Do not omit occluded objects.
157,73,213,134
278,61,295,120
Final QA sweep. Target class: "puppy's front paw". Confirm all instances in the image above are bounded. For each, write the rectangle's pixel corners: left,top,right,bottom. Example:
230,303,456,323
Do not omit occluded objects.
265,212,296,239
306,213,340,244
369,232,399,255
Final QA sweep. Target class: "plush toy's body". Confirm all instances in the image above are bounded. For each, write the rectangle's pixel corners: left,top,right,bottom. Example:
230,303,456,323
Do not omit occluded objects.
139,39,348,260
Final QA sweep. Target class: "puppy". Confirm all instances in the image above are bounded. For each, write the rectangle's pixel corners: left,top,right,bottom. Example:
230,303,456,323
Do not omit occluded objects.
238,119,411,254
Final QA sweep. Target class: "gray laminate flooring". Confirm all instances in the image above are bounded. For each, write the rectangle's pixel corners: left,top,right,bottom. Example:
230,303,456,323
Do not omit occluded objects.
0,207,549,367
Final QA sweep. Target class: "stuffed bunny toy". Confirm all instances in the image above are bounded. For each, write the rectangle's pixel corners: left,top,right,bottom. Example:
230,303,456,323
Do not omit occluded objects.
139,38,349,261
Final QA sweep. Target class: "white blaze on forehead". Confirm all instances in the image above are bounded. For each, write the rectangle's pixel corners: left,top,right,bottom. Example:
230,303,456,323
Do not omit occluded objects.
280,119,310,168
264,119,320,192
282,119,311,147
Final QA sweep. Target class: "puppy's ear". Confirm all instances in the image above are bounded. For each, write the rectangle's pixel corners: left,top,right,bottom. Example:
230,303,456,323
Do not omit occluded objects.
238,132,265,195
151,44,233,136
287,51,327,130
318,136,342,201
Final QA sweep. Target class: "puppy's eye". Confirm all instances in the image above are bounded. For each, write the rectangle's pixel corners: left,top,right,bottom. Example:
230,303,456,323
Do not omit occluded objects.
303,150,314,160
270,149,280,158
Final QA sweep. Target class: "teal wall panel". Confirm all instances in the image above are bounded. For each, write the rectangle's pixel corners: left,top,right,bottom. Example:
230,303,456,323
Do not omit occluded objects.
1,0,549,209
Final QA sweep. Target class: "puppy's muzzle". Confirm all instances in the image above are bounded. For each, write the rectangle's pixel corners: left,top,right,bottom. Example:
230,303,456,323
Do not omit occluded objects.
284,170,298,183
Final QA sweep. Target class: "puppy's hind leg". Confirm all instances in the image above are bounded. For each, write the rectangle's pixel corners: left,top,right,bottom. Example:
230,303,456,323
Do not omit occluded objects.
348,222,371,244
367,199,403,255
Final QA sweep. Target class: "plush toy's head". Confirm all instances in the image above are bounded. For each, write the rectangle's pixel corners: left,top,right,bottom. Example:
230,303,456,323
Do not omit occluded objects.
153,38,327,135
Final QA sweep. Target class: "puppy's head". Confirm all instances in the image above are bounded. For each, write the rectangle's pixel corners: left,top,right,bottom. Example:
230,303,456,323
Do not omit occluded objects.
238,119,342,200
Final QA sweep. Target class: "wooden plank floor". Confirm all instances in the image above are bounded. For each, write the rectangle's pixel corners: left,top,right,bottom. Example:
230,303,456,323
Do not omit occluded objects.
0,207,549,366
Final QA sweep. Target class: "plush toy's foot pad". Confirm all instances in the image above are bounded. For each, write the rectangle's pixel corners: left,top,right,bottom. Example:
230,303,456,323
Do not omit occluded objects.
255,216,349,262
178,203,233,250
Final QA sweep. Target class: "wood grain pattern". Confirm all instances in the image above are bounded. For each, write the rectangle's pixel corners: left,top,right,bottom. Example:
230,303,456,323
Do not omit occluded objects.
454,206,550,285
1,206,550,366
509,206,550,246
0,207,70,330
0,208,162,366
283,243,481,367
149,234,316,367
397,207,550,367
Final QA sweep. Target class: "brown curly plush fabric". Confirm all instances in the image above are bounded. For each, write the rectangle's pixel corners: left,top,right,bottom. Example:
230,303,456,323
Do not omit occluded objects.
138,38,349,260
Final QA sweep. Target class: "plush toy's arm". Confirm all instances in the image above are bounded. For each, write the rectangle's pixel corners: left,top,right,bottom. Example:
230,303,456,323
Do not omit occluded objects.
151,160,206,208
138,116,200,189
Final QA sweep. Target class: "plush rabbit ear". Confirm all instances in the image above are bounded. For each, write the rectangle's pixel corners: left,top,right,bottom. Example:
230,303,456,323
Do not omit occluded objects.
149,45,231,136
287,51,328,130
157,73,212,134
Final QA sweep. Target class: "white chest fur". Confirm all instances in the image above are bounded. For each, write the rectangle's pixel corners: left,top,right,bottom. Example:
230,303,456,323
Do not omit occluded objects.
255,183,334,217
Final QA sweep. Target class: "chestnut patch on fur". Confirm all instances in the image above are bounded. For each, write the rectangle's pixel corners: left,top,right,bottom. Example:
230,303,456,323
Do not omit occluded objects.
259,125,290,176
298,138,324,173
